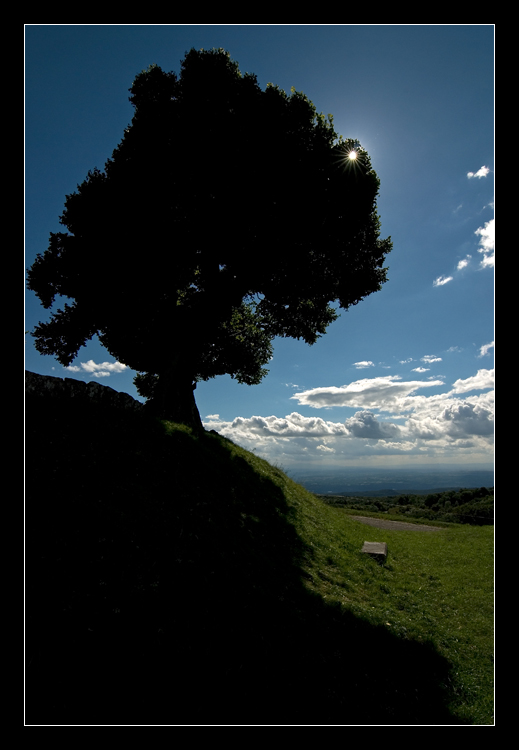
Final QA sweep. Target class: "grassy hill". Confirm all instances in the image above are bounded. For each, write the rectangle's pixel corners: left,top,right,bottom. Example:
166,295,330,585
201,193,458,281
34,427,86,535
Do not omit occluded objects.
25,394,493,725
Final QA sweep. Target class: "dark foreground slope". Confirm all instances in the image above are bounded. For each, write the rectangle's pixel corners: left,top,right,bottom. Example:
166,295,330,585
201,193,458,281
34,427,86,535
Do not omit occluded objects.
25,390,462,725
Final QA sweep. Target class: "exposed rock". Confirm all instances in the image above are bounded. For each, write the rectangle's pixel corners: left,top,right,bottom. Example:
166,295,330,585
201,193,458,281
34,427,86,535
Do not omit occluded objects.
25,370,145,413
361,541,388,562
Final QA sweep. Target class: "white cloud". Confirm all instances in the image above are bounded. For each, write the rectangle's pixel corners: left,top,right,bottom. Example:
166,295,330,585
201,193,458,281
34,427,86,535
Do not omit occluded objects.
353,361,375,369
412,367,429,373
436,396,494,438
66,359,127,378
450,369,494,394
291,375,444,412
344,410,401,440
421,355,442,364
457,255,471,270
203,412,349,444
316,444,335,453
404,391,494,441
433,275,453,287
467,166,490,179
433,170,493,287
478,341,494,358
475,218,495,268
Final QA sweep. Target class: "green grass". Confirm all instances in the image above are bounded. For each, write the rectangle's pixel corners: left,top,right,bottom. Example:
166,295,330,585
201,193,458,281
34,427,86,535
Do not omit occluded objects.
293,504,494,724
25,396,494,725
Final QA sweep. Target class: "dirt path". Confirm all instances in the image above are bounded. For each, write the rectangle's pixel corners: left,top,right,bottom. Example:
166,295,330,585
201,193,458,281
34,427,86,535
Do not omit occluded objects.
350,515,441,532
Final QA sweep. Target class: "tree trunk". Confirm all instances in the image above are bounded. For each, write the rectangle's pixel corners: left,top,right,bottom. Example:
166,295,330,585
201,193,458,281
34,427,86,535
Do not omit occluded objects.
145,369,204,433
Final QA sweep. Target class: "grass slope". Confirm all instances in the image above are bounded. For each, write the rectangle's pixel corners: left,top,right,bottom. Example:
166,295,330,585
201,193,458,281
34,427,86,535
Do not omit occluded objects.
25,396,493,725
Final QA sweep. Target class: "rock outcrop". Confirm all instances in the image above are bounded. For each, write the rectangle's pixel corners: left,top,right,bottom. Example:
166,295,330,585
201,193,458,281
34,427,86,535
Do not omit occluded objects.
25,370,145,413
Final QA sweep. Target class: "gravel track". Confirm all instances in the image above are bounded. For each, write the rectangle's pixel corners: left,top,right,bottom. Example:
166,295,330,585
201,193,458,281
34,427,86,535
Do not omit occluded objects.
350,515,441,532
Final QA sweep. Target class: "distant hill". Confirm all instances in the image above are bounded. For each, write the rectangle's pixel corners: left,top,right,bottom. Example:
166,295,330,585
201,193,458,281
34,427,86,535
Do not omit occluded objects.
291,467,494,496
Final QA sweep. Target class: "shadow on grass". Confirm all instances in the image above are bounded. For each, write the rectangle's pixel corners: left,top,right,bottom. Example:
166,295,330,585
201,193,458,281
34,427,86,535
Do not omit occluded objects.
25,396,462,725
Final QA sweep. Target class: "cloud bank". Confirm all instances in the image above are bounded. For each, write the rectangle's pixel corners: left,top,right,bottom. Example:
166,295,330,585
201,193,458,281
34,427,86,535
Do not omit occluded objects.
204,370,494,467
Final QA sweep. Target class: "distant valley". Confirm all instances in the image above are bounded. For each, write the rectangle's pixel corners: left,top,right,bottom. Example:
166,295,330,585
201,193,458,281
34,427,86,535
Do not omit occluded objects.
289,465,494,496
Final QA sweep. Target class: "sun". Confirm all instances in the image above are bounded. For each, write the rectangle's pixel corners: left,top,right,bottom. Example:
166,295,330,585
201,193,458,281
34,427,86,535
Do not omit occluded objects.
334,140,367,174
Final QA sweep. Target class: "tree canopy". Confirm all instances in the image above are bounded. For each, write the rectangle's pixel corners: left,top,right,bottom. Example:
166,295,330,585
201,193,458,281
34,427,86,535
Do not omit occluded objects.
27,48,392,429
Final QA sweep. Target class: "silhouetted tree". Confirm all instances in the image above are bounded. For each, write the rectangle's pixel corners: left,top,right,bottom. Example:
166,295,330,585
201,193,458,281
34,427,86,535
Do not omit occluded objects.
27,48,392,429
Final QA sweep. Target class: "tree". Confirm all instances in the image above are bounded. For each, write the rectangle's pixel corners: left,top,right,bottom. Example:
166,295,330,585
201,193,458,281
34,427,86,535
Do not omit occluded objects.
27,48,392,431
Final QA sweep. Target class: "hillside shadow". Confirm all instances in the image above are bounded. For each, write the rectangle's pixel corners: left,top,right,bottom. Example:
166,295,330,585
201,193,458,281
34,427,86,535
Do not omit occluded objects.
25,397,462,725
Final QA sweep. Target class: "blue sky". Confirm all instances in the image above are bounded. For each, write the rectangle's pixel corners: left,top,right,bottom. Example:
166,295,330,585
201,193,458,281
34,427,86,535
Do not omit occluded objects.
25,25,494,471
